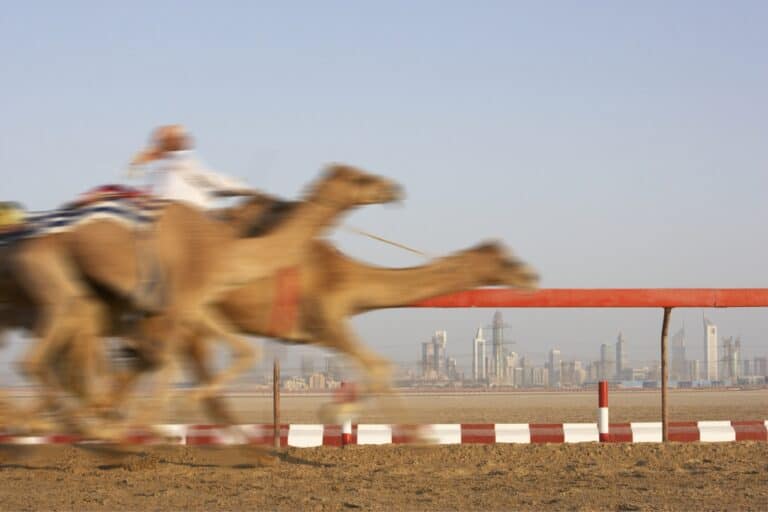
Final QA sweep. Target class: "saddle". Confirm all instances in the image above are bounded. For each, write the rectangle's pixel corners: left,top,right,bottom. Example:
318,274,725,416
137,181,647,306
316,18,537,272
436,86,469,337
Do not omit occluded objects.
68,184,150,208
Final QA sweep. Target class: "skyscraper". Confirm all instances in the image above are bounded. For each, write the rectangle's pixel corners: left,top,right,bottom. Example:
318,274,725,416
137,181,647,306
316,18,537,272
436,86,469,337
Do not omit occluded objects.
491,311,505,381
433,330,447,376
615,332,627,380
721,336,741,383
421,340,435,378
548,348,562,387
754,357,767,377
670,326,687,381
689,359,701,381
703,317,718,381
421,330,449,380
472,328,487,382
505,352,519,385
600,343,615,381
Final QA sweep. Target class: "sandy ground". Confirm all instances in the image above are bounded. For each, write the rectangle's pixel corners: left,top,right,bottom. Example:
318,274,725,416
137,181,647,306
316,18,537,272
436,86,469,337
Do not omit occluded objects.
0,442,766,511
1,389,767,511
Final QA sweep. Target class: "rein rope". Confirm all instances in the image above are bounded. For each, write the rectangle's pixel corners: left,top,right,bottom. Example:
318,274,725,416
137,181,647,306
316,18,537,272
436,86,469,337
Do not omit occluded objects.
341,225,431,258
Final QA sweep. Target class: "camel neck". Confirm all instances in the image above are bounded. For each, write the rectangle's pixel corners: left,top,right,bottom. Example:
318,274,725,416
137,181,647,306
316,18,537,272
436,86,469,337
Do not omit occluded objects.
272,198,345,242
350,253,479,311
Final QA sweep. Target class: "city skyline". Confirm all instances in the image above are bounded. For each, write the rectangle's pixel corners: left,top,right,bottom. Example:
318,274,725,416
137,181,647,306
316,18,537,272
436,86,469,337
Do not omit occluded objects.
409,310,768,387
261,309,768,390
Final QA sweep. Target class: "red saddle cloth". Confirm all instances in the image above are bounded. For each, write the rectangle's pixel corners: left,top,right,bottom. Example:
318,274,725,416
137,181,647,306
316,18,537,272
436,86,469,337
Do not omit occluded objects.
72,184,151,207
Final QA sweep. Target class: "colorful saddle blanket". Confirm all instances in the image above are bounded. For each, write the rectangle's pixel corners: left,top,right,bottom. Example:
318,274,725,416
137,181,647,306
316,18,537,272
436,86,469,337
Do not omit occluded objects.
0,185,166,245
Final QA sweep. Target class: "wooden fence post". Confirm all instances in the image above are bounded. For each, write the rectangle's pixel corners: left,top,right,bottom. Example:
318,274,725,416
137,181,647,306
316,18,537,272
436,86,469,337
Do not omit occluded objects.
660,307,672,442
273,359,281,450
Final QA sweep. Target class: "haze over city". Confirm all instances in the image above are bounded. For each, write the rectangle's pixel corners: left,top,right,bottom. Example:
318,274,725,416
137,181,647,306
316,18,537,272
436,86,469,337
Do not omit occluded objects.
2,1,767,371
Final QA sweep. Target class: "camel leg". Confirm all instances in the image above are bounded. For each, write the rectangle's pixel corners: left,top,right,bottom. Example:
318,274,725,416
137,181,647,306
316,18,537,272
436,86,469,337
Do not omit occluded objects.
103,331,240,427
316,321,393,394
189,306,258,400
107,357,155,414
12,246,84,381
183,333,238,424
11,245,118,434
18,308,85,424
321,322,425,434
128,350,179,428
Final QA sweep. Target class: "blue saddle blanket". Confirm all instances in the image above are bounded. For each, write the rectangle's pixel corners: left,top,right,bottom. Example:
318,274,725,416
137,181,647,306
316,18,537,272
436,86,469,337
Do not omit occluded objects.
0,197,165,246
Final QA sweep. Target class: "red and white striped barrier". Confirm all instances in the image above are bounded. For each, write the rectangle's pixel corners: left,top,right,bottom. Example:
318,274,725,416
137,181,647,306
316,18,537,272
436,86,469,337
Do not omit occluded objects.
598,380,609,442
1,421,766,446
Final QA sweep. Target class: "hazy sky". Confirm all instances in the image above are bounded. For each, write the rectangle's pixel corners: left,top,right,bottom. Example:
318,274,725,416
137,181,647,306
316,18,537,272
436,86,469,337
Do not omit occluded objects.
2,1,767,374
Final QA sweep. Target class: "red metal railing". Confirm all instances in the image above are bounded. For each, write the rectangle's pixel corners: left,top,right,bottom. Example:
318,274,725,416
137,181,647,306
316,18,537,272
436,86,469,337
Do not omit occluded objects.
414,288,768,308
411,288,768,441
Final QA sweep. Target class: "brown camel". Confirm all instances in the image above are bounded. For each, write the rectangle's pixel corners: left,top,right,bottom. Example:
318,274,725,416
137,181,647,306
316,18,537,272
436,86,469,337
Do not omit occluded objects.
103,195,538,424
6,189,539,431
4,165,403,425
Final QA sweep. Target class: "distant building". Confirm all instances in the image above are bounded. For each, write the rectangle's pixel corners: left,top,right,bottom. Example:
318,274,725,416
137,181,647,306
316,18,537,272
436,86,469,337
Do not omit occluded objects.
560,360,585,386
753,357,767,377
670,327,687,381
587,361,600,382
283,376,307,391
531,367,549,387
472,328,487,382
505,352,519,385
421,340,435,378
703,317,718,381
447,357,460,381
513,367,524,387
600,343,615,381
325,356,344,381
308,372,326,390
615,333,627,380
548,348,562,387
742,359,753,377
689,359,701,381
490,311,506,382
301,355,315,379
421,330,449,380
720,336,741,383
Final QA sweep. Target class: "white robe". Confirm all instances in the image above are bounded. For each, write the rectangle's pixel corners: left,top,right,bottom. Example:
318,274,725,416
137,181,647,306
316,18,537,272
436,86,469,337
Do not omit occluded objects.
146,150,248,209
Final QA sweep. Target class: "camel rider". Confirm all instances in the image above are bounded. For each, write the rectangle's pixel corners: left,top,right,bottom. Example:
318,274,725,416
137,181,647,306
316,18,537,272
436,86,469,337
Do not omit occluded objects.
129,124,253,209
126,124,254,312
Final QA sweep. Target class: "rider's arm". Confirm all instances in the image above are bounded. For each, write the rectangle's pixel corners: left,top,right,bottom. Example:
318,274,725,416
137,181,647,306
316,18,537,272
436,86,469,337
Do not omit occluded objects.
180,156,251,196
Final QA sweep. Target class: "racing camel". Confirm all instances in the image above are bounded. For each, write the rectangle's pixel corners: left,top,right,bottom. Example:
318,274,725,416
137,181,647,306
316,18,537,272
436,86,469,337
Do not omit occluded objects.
2,164,403,427
103,194,539,424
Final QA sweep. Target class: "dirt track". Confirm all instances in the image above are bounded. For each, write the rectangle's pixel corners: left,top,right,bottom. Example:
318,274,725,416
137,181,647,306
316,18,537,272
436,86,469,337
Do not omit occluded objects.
1,390,766,510
0,442,766,511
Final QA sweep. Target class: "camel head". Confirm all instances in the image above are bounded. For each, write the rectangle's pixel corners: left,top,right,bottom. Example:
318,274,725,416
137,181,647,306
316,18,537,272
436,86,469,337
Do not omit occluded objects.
462,241,539,290
306,164,404,208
